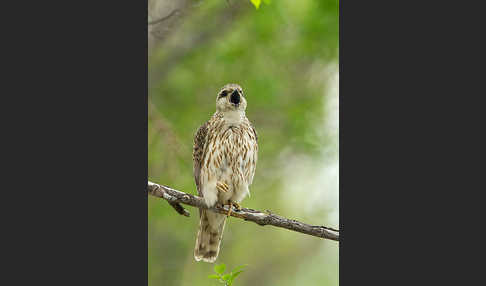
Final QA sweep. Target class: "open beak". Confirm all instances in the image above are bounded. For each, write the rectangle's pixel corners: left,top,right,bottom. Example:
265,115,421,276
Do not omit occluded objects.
230,90,240,106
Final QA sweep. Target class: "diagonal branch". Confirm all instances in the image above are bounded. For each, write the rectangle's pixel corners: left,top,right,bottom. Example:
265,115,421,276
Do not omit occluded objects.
148,181,339,242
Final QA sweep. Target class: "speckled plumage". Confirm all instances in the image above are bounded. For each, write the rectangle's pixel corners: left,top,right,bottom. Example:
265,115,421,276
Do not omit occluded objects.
193,84,258,263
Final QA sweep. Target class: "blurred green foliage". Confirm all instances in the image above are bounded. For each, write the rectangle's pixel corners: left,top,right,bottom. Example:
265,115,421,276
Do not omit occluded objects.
149,0,338,285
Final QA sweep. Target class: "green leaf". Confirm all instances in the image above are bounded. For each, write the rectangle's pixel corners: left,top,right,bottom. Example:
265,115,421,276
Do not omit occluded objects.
208,274,220,279
222,274,232,281
214,263,226,275
262,0,271,4
231,270,244,280
227,270,244,286
250,0,261,9
231,264,248,273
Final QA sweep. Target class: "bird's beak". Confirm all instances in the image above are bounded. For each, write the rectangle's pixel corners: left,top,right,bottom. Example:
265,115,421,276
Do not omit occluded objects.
230,90,241,106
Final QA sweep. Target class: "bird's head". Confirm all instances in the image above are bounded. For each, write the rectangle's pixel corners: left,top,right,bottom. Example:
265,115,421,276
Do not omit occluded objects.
216,83,247,113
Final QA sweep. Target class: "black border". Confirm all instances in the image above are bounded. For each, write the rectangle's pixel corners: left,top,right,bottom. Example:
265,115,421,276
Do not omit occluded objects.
2,1,148,284
3,0,480,284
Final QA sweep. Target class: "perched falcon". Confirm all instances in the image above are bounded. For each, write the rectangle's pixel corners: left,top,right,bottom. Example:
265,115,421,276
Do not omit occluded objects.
193,83,258,263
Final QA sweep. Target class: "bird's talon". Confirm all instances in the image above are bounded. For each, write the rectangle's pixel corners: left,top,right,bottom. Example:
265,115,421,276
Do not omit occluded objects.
224,201,241,216
216,181,229,193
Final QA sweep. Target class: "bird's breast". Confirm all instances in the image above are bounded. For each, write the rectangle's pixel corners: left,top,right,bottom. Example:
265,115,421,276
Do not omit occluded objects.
215,127,253,170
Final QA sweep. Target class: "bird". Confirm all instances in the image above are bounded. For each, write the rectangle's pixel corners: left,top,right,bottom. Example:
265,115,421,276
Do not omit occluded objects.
193,83,258,263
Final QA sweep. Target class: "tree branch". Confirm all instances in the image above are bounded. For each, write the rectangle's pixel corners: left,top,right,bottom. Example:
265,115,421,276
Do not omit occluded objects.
148,181,339,242
148,9,180,25
148,1,250,88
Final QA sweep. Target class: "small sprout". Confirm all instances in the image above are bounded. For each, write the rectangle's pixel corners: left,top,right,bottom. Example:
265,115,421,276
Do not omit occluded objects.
222,273,232,281
208,263,248,286
231,270,244,279
231,264,248,273
214,263,226,275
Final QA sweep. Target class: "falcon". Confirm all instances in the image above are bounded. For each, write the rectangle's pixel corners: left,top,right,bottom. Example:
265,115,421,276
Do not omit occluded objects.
193,83,258,263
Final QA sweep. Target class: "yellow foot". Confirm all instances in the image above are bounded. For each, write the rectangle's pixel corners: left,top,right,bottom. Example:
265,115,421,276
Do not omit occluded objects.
232,201,241,211
216,181,229,193
225,200,242,217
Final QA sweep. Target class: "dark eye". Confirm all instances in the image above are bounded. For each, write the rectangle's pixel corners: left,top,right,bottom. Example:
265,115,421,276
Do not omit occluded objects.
220,90,228,98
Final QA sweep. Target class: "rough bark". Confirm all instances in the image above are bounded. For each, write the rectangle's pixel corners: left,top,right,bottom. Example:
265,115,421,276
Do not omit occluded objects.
148,181,339,242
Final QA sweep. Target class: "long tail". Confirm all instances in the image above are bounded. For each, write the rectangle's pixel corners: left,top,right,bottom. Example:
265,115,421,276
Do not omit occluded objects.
194,210,226,263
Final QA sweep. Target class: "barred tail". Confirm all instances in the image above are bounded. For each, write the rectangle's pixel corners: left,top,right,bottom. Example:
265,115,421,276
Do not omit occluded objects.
194,210,226,263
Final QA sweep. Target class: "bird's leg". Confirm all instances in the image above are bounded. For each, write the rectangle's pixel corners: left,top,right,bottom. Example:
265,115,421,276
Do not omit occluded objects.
216,181,229,193
226,204,232,216
224,200,233,216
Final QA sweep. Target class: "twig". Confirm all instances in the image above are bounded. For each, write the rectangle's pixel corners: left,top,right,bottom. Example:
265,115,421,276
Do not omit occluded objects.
148,181,339,242
148,1,249,88
148,9,180,25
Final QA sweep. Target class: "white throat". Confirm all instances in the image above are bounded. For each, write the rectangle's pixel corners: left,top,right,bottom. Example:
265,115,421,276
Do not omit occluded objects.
223,110,244,125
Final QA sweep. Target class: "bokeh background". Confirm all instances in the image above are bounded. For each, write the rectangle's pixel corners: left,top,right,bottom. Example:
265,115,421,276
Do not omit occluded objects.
148,0,338,285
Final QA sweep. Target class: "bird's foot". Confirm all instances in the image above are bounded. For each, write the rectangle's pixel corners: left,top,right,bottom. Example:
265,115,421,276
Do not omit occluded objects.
225,200,241,217
232,201,241,211
216,181,229,193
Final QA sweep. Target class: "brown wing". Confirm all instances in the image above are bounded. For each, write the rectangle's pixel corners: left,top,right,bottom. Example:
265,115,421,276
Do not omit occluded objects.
251,124,258,143
193,121,209,197
248,123,258,186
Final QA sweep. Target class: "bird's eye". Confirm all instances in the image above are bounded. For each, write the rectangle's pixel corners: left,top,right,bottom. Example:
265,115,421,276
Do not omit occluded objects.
220,90,228,98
